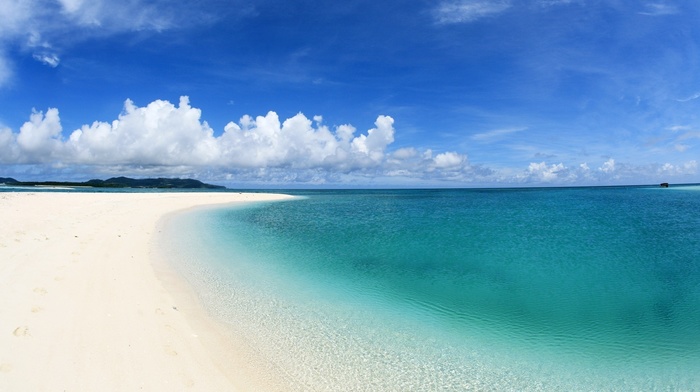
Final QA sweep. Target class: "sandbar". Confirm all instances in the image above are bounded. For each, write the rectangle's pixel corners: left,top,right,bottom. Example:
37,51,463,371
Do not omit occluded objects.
0,191,292,391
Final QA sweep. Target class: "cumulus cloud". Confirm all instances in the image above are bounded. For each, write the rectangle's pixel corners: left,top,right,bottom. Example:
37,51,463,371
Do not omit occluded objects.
434,0,511,24
382,148,473,181
433,151,467,169
599,158,615,173
525,161,566,182
516,158,693,185
67,97,217,166
17,108,63,160
1,97,477,184
505,157,699,186
2,97,698,186
658,161,698,175
215,110,397,171
0,126,19,163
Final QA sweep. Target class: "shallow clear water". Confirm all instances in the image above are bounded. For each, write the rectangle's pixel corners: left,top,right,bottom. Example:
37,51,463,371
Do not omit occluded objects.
161,186,700,390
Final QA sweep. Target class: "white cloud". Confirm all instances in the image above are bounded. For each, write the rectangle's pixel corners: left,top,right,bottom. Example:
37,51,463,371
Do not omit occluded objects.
389,147,419,161
383,148,471,180
32,53,60,67
67,97,217,166
433,151,467,168
0,0,215,85
676,92,700,102
2,97,698,186
658,160,698,175
350,116,395,163
217,111,396,170
434,0,511,24
599,158,615,173
55,0,176,31
525,161,566,182
2,97,474,183
522,157,700,186
0,126,19,163
16,108,63,160
0,0,33,36
58,0,85,14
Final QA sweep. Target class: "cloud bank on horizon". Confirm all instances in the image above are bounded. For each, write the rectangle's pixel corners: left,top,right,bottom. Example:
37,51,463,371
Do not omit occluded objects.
1,0,699,186
1,97,695,186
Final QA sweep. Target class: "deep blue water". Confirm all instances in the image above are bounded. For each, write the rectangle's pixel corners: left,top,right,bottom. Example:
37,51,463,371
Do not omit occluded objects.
161,186,700,390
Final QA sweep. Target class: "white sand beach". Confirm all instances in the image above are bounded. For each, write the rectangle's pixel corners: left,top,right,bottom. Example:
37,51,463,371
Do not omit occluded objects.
0,191,292,391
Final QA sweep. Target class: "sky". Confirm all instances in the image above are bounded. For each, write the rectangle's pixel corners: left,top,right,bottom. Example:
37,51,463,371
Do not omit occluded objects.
1,0,699,187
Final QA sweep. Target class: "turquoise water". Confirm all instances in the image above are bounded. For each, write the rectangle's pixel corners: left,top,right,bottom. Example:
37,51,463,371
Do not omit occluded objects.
162,186,700,390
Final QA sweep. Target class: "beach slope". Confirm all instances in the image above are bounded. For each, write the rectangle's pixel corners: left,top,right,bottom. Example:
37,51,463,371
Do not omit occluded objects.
0,191,290,391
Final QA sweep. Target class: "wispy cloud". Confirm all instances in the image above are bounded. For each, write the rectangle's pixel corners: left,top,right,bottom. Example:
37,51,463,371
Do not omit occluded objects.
676,131,700,141
0,0,223,86
639,2,679,16
667,125,692,132
675,143,689,152
676,92,700,102
434,0,511,24
536,0,582,7
665,125,700,145
51,0,194,32
471,127,527,142
32,53,60,68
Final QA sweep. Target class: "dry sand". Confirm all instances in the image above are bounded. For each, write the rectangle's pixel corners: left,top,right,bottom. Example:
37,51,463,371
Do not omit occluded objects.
0,191,292,391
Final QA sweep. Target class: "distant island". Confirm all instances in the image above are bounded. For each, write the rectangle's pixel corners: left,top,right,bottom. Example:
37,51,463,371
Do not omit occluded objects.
0,176,226,189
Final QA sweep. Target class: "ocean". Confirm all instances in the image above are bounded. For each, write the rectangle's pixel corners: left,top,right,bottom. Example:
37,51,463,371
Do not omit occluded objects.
159,186,700,390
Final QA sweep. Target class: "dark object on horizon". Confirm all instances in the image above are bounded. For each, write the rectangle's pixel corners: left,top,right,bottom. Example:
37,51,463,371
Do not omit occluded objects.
0,176,225,189
660,183,669,188
0,177,18,184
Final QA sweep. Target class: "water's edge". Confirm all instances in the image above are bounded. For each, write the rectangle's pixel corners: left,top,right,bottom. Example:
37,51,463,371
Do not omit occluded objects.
156,188,700,391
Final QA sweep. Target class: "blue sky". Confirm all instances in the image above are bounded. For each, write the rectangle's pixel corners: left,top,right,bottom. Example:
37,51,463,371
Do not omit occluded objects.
1,0,699,187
